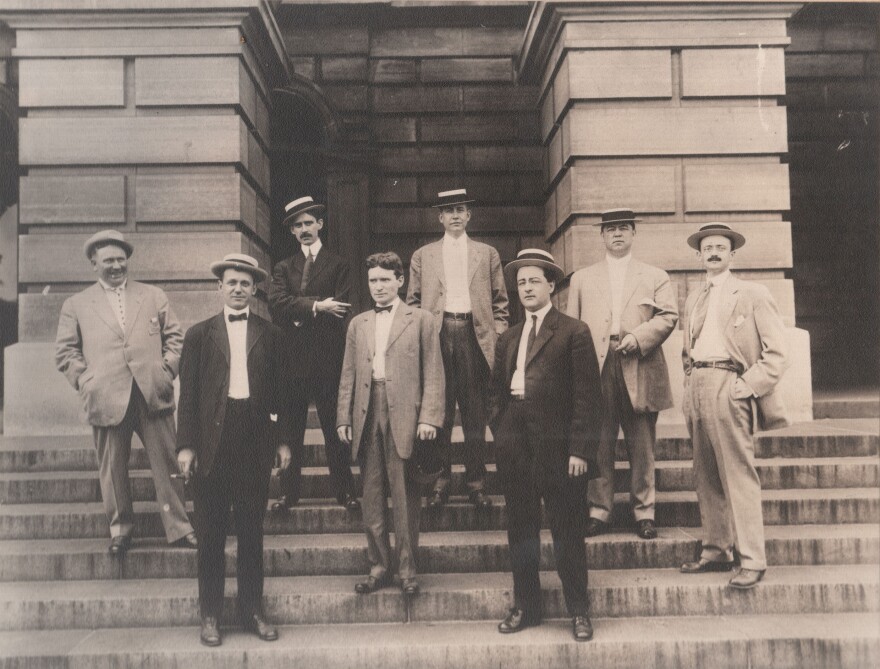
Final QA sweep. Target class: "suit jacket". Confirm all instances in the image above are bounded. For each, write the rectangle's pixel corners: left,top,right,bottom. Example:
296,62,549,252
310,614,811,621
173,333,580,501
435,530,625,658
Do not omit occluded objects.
682,274,790,431
566,258,678,413
268,247,350,380
406,238,509,368
336,302,445,461
55,281,182,426
489,307,603,474
176,312,290,477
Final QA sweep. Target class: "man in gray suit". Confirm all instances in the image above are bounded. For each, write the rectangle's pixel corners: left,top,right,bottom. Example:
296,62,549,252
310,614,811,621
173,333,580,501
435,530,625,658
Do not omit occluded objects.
337,252,445,596
407,189,508,509
55,229,195,555
566,209,678,540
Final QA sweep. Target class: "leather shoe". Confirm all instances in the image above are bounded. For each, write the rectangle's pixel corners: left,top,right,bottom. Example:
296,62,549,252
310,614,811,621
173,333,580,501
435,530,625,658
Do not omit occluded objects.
172,532,198,549
341,493,361,511
355,573,393,594
728,568,765,590
271,494,297,512
497,607,541,634
469,489,493,509
401,577,420,596
199,616,221,647
427,489,448,510
240,613,278,641
572,615,593,642
680,558,736,574
585,517,608,538
108,535,131,556
636,519,657,540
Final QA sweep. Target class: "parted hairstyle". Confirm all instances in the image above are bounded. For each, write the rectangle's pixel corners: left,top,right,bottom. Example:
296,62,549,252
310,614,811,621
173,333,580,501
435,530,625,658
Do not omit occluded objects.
365,251,404,279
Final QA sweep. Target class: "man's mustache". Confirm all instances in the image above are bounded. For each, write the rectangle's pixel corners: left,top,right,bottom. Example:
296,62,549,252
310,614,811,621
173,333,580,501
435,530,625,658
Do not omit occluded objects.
707,256,721,262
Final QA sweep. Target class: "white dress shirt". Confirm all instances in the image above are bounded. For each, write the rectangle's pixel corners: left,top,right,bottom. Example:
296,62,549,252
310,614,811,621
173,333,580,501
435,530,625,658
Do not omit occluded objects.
442,233,471,313
224,305,250,399
98,278,127,331
372,297,401,381
510,301,552,396
606,253,632,334
692,270,731,362
302,238,322,259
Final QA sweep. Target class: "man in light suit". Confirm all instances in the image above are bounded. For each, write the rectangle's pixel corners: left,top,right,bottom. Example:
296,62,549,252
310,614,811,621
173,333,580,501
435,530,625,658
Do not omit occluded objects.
407,189,508,510
55,229,195,556
489,249,603,642
268,196,358,512
679,223,789,590
337,252,445,596
566,208,678,540
176,253,292,646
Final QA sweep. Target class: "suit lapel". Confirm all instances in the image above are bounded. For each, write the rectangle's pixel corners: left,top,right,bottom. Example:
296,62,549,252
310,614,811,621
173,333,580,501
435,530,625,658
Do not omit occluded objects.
430,242,446,288
246,313,264,356
87,283,124,338
208,314,230,363
526,307,557,369
467,241,481,284
594,264,611,316
291,252,305,289
505,323,522,382
307,247,330,286
386,303,413,350
620,260,642,311
360,311,376,360
717,275,739,330
123,282,144,340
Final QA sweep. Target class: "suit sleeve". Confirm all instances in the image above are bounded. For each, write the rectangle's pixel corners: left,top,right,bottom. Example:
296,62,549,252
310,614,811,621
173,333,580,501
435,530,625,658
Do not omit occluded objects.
629,269,678,356
418,312,445,428
488,247,509,334
681,294,694,378
569,323,603,465
269,326,291,449
336,318,358,429
268,260,315,324
55,298,87,390
175,326,201,455
487,332,510,432
405,248,422,307
158,290,183,377
565,274,582,320
740,286,789,398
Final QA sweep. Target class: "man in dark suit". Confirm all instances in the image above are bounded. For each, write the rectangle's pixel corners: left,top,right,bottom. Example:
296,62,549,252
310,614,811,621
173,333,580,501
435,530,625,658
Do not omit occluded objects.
176,253,292,647
489,249,603,642
268,196,358,511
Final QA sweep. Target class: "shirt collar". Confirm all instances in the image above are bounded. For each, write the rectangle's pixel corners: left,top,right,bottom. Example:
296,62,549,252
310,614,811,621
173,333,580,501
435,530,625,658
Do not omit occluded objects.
443,232,468,247
708,269,731,289
98,278,127,291
301,239,322,257
525,301,553,325
376,296,401,313
223,305,250,320
605,253,632,267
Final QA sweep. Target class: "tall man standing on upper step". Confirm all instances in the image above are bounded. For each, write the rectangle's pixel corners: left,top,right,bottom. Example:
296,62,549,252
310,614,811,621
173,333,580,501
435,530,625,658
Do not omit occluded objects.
566,209,678,540
407,189,509,510
679,223,789,590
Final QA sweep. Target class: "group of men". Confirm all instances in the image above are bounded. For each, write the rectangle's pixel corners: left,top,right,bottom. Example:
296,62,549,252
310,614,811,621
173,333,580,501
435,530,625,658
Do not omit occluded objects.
54,188,789,647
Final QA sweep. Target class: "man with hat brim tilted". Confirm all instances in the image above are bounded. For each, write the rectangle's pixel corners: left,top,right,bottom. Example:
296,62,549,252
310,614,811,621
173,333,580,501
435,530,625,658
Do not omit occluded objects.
268,196,359,513
176,253,292,646
565,209,678,541
679,223,790,590
55,229,196,556
488,249,603,642
406,188,509,510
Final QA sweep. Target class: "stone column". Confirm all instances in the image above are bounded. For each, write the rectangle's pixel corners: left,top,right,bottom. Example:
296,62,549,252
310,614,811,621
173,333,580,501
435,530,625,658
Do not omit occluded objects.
1,2,289,435
519,2,811,422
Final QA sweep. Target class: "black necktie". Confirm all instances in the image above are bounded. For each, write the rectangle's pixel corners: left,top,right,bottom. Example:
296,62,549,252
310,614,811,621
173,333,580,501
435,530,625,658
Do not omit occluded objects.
228,312,248,322
374,304,393,314
526,315,538,360
300,249,314,292
690,283,712,346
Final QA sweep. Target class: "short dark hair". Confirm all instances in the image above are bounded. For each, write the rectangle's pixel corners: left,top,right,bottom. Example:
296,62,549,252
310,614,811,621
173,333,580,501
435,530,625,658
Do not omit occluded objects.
365,251,404,278
89,240,130,260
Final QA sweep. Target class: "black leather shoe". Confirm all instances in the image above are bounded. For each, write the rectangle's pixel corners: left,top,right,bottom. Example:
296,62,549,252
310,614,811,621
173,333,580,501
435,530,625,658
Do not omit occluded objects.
341,494,361,511
355,573,393,594
427,489,448,510
199,616,221,647
680,558,736,574
497,607,541,634
636,519,657,540
108,535,131,556
401,578,420,596
271,495,297,512
241,613,278,641
469,490,493,509
572,615,593,642
585,518,609,538
172,532,198,549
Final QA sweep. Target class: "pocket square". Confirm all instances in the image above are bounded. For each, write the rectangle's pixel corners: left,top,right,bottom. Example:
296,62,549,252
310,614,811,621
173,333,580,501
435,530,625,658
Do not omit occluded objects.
734,315,745,328
638,299,660,309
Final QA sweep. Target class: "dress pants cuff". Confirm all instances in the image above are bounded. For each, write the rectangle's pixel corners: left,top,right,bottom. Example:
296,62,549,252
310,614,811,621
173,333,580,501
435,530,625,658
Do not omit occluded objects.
739,560,767,571
700,547,735,563
589,510,611,523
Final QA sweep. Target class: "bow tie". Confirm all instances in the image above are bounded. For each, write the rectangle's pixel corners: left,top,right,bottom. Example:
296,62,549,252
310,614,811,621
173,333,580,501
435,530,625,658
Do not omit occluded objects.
374,304,393,314
228,312,248,322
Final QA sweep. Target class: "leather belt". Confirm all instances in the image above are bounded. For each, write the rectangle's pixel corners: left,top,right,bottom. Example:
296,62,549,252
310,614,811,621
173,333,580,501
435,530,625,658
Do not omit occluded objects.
609,334,620,341
693,359,743,374
443,312,472,320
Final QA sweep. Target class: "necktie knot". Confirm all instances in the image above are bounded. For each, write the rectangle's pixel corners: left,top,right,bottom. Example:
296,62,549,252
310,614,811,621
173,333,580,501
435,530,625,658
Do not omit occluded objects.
374,304,393,314
228,312,248,322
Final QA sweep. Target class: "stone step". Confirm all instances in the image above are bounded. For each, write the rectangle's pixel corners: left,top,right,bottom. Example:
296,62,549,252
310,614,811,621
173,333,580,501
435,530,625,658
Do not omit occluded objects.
1,488,877,540
0,612,876,669
3,456,875,505
813,388,880,419
1,420,876,473
0,524,875,583
0,564,877,631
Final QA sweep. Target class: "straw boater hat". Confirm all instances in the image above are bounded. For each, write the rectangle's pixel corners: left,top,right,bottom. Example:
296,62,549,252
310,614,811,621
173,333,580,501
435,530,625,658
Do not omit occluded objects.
504,248,565,284
282,196,326,226
687,222,746,251
83,229,133,259
431,188,476,208
592,208,641,227
209,253,268,282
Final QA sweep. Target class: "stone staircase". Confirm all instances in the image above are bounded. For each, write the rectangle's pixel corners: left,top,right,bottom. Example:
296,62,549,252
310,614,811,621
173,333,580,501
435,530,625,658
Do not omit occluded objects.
0,419,878,668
